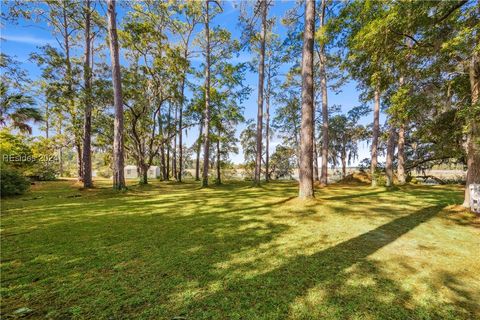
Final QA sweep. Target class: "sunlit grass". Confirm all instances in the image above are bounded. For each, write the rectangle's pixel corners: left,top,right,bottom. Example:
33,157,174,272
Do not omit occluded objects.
1,179,479,319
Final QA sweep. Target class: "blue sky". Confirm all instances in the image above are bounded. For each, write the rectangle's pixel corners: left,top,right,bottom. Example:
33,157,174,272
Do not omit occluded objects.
1,0,385,166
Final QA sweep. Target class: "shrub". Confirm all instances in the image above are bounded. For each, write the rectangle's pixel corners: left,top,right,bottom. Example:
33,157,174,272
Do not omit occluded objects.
1,167,30,196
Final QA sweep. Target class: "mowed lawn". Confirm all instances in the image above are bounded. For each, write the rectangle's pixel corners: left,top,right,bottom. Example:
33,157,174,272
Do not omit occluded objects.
1,179,479,319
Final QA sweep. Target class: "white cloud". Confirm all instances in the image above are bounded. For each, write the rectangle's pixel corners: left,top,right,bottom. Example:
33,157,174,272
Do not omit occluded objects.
1,35,57,46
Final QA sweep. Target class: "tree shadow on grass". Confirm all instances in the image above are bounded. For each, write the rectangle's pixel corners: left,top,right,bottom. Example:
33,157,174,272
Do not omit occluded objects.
176,204,472,319
2,181,475,319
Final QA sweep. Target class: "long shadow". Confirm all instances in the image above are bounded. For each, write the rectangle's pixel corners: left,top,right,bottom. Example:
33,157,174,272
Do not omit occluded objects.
181,204,447,318
322,189,386,201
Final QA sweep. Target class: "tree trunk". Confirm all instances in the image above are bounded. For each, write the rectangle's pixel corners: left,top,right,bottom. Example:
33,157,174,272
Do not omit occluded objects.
173,106,177,180
254,0,267,186
82,0,93,188
45,102,49,139
386,125,396,187
216,129,221,185
397,123,406,184
397,76,406,185
58,123,63,176
107,0,126,190
313,142,319,181
138,163,148,185
196,120,203,181
463,52,480,208
265,74,270,182
319,0,328,187
166,104,171,180
62,4,81,181
178,76,186,182
202,1,211,187
298,0,315,199
341,144,346,178
158,113,166,180
76,143,83,180
371,87,380,187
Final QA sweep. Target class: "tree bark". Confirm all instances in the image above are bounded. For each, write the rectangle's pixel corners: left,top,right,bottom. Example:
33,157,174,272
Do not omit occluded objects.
62,4,82,182
159,113,167,180
138,163,148,185
173,106,177,180
319,0,328,187
463,52,480,208
166,104,171,180
371,87,380,187
396,76,406,185
265,72,270,182
385,125,396,187
254,0,267,186
216,129,221,185
298,0,315,199
201,0,211,187
397,123,406,184
196,120,203,181
178,76,186,182
313,142,319,181
76,143,83,180
107,0,126,190
45,102,49,139
82,0,93,188
341,143,346,178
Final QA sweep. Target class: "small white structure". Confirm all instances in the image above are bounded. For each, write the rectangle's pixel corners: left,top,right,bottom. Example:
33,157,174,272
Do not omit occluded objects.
124,165,138,179
124,165,161,179
469,184,480,213
147,166,160,178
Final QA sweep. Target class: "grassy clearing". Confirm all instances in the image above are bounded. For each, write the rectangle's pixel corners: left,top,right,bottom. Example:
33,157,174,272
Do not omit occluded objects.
1,179,479,319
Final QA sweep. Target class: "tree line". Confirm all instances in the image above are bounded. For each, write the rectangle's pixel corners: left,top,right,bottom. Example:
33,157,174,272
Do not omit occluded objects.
1,0,478,209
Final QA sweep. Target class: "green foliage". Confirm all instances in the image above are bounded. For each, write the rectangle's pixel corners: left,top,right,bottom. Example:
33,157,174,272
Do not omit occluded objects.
269,145,296,179
0,166,30,196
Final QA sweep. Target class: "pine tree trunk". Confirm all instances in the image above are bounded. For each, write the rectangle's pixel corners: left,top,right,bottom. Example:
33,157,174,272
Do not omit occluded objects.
62,5,81,182
216,130,221,185
397,123,406,184
319,0,328,187
178,76,186,182
386,125,396,187
158,113,167,180
82,0,93,188
298,0,315,199
463,52,480,208
166,104,171,180
196,120,203,181
265,75,270,182
314,142,319,181
202,0,211,187
173,106,177,180
76,143,83,180
371,87,380,187
107,0,126,190
45,102,49,139
254,0,267,186
397,76,406,185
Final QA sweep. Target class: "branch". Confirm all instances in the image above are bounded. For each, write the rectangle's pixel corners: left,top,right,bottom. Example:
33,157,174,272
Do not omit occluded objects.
434,0,468,24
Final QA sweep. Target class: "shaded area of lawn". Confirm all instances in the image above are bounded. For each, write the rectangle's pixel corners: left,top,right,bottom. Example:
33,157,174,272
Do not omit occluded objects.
1,180,479,319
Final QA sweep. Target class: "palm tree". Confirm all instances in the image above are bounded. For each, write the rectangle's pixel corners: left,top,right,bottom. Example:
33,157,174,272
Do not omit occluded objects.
0,82,42,134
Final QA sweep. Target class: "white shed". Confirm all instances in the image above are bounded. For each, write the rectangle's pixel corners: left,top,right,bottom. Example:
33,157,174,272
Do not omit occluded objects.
147,166,160,178
124,165,138,179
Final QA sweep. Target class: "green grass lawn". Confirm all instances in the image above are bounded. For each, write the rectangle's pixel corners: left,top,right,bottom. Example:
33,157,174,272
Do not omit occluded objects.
1,179,479,319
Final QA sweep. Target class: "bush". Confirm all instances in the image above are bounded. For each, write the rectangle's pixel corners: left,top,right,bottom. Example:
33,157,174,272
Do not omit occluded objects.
1,167,30,196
